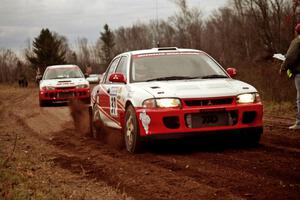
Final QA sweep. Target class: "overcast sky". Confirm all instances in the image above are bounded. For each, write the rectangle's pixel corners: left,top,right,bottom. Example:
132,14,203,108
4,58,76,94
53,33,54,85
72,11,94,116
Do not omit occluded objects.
0,0,227,54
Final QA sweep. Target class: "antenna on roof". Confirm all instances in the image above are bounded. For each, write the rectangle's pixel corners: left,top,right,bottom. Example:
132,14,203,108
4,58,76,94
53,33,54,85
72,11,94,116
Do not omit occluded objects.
152,0,160,48
156,41,160,47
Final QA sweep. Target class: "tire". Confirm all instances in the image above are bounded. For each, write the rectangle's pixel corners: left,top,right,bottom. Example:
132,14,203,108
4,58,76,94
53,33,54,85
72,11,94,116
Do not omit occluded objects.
240,127,263,147
124,105,142,153
89,105,101,139
39,99,48,107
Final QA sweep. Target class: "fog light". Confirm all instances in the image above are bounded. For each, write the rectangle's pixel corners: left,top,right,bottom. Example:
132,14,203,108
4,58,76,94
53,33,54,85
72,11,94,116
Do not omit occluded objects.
186,114,192,128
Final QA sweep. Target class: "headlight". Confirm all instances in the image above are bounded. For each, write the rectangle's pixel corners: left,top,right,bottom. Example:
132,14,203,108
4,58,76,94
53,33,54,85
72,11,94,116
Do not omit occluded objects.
142,98,181,108
41,86,55,90
236,93,260,104
76,84,89,89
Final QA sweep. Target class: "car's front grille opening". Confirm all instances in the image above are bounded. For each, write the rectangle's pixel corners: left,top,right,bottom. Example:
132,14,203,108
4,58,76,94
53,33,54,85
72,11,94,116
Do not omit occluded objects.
76,91,87,96
184,98,233,107
163,116,180,129
58,92,74,98
56,87,76,90
49,93,56,98
242,111,256,124
229,110,238,125
185,110,238,128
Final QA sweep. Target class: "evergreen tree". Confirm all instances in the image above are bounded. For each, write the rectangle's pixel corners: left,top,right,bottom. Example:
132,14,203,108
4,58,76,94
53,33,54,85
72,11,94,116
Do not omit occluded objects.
26,28,66,73
100,24,115,68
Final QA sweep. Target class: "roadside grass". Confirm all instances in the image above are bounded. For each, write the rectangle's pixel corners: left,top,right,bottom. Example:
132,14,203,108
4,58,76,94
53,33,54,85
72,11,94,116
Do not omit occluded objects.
0,92,34,200
0,116,62,200
0,158,34,200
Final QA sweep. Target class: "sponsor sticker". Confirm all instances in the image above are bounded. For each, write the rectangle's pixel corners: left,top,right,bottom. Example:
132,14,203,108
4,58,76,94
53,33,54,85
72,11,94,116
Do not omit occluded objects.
139,110,151,134
134,52,200,58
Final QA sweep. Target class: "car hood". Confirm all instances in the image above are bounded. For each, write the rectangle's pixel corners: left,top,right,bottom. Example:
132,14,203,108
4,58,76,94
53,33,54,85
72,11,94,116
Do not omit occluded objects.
40,78,88,89
133,79,257,99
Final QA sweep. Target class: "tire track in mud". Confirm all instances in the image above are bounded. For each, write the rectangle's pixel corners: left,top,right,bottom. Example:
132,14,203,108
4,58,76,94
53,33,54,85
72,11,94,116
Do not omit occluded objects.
48,104,298,199
48,125,300,200
49,128,241,200
133,142,300,200
150,152,299,199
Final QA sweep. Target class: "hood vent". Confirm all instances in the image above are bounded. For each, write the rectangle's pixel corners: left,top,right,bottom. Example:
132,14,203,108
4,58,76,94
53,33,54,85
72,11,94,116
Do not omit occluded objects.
157,47,178,51
58,80,72,83
151,86,160,89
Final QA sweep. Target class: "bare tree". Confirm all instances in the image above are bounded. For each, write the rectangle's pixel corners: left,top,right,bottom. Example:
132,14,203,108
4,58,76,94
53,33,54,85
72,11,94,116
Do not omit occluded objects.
0,49,20,83
169,0,203,48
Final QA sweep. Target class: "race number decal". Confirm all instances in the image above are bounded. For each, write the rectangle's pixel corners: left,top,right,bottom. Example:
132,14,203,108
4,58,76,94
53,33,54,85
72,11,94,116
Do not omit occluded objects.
110,96,117,116
110,87,119,116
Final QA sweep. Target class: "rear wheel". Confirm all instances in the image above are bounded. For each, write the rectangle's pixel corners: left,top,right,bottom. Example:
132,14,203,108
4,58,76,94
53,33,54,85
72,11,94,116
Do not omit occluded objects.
89,106,101,139
82,97,91,104
124,105,142,153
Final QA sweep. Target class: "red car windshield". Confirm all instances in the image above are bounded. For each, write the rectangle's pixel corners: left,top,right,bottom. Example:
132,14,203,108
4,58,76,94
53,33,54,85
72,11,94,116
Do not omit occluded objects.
130,52,228,82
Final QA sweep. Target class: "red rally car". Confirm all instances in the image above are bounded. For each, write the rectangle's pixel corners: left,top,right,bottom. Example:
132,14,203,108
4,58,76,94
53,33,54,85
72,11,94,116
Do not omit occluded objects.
90,48,263,153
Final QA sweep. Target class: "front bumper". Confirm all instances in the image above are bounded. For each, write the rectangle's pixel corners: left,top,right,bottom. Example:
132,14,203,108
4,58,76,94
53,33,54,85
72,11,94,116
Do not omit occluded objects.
135,103,263,137
39,88,90,102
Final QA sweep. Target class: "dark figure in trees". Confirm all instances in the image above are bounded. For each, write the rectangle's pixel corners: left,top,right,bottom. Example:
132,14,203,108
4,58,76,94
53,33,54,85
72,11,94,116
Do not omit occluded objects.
18,76,28,88
35,67,42,86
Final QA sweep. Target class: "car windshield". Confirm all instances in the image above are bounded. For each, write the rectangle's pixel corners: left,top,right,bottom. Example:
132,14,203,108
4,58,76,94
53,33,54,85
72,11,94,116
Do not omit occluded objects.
43,67,84,80
130,52,228,82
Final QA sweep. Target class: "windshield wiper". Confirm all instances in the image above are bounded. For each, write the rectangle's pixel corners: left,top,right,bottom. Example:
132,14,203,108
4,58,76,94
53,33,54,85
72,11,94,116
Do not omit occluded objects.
146,76,195,82
200,74,228,79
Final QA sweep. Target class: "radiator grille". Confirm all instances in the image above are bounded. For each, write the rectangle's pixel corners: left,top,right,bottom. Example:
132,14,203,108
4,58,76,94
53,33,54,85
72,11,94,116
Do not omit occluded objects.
184,98,233,107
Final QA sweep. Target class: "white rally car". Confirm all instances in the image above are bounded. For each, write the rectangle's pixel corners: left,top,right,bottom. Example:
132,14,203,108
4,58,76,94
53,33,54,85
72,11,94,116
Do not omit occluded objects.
39,65,90,106
90,47,263,153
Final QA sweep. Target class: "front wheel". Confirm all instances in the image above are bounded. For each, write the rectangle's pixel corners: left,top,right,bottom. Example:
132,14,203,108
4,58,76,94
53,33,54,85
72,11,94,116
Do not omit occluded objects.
240,127,263,147
39,99,48,107
124,105,142,153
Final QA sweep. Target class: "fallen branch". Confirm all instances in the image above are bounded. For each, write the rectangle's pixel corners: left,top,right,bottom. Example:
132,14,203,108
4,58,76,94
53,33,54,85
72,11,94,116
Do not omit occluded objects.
2,131,18,167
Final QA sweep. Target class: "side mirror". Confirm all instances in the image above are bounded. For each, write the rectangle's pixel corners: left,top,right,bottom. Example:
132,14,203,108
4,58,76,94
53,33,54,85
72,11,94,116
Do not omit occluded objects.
109,73,127,84
226,68,237,78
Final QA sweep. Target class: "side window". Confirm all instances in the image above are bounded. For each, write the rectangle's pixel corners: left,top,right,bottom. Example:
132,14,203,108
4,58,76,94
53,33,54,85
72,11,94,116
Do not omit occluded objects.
115,56,128,76
104,57,120,83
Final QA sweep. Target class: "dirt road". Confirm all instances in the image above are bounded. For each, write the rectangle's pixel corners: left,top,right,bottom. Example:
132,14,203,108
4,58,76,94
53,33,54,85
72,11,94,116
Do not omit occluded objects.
1,86,300,200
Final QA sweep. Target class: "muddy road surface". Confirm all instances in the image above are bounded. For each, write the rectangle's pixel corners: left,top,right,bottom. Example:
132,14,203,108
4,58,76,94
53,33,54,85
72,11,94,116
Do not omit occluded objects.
1,86,300,200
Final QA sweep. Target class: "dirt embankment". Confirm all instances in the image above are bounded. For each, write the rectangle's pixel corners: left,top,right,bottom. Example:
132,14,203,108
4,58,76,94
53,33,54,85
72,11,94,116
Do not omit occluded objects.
1,85,300,200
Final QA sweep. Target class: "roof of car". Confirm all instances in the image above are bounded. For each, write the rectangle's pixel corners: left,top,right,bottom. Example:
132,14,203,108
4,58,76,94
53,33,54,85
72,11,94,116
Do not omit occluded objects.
126,47,202,56
46,64,79,69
